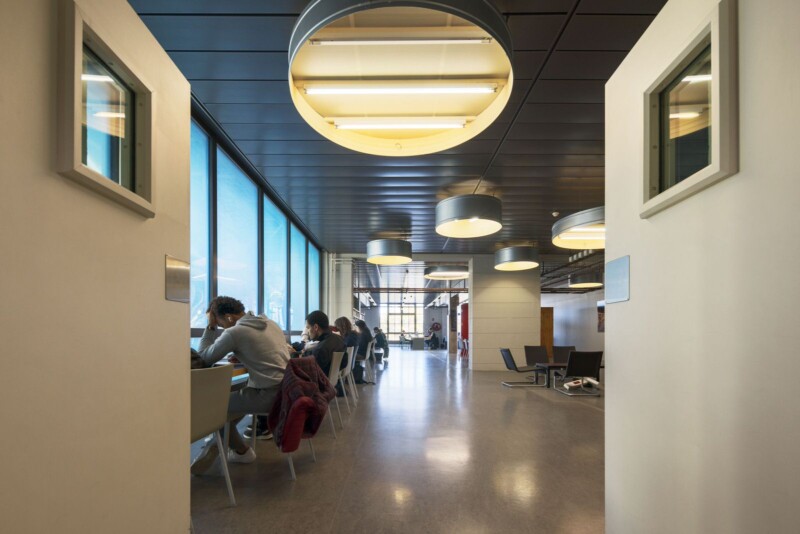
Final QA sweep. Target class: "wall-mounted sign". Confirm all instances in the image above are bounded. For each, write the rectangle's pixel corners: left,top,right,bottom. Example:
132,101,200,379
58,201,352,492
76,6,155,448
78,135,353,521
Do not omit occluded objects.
165,255,190,303
605,256,630,304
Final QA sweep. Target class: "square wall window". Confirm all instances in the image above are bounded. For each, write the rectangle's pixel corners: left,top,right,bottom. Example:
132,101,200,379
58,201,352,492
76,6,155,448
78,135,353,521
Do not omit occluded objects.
82,46,135,190
659,44,711,192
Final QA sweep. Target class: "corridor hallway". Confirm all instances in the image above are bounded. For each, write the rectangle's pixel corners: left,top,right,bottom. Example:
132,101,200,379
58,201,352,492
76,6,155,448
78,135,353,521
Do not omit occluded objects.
191,349,604,533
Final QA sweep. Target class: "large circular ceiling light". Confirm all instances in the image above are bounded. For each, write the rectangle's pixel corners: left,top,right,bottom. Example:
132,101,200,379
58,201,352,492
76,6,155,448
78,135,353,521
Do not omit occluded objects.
568,271,604,289
288,0,514,157
424,265,469,280
552,207,606,250
494,246,540,271
435,194,502,238
366,239,413,265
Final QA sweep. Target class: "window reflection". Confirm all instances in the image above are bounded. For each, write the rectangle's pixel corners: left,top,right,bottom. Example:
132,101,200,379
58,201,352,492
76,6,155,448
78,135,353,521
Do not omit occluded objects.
81,46,134,188
660,44,712,191
308,245,320,312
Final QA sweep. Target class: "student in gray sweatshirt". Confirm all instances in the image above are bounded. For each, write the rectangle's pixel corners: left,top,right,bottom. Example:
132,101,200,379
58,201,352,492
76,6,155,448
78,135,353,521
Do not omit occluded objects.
191,296,289,474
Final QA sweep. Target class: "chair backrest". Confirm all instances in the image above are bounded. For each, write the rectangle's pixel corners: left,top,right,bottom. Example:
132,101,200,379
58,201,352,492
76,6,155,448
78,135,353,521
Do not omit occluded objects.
190,364,234,443
499,348,518,371
552,345,576,363
278,396,316,453
327,351,344,387
564,351,603,380
347,346,356,374
524,345,549,366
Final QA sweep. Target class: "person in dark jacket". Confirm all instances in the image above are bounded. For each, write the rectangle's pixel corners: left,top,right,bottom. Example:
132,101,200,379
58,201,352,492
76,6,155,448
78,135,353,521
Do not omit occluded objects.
373,327,389,362
354,320,373,358
304,310,346,376
335,316,358,353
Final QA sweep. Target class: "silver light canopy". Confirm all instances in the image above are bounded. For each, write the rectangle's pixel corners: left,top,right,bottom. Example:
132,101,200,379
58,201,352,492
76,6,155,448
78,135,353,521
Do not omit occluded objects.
435,194,502,238
552,206,605,250
494,246,540,271
568,271,604,289
424,265,469,280
366,239,413,265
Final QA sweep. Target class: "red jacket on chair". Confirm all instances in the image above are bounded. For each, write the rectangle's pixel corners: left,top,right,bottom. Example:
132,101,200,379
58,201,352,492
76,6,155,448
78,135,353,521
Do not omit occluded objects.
268,357,335,451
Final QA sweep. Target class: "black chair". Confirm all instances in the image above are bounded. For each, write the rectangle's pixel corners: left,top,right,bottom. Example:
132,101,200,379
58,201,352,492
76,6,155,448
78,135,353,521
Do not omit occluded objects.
523,345,549,385
499,348,546,388
554,351,604,396
552,345,576,363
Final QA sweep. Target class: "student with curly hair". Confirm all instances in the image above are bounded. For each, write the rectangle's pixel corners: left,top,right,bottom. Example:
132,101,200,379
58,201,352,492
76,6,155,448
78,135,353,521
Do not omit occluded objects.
191,296,290,475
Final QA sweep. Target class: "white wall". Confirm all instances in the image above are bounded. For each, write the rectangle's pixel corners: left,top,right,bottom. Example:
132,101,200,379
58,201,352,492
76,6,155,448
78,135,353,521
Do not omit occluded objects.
423,306,448,334
0,1,191,532
605,0,800,531
541,291,605,351
469,255,541,371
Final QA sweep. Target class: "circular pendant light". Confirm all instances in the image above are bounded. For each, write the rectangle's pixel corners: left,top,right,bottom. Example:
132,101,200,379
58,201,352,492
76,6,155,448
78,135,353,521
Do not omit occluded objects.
494,246,540,271
366,239,413,265
424,265,469,280
552,206,606,250
288,0,514,157
568,271,604,289
435,194,502,238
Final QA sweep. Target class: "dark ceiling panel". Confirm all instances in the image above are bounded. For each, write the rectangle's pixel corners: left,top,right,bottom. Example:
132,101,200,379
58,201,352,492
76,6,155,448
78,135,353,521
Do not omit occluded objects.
517,103,604,123
576,0,666,15
205,104,304,124
507,122,604,140
131,0,667,255
138,15,295,51
129,0,308,14
528,80,605,103
507,15,566,50
558,15,655,50
170,53,287,81
540,51,629,79
192,80,291,104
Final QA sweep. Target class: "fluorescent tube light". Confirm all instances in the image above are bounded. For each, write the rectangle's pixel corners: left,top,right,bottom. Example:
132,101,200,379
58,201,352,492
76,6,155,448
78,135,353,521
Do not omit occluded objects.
94,111,126,118
669,111,701,119
333,117,467,130
309,38,492,46
682,74,712,83
82,74,114,83
304,84,497,95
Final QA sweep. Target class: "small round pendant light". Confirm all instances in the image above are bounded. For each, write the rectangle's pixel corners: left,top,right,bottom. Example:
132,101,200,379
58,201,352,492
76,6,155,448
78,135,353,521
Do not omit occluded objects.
435,194,502,238
552,206,605,250
494,246,539,271
424,265,469,280
366,239,413,265
568,271,604,289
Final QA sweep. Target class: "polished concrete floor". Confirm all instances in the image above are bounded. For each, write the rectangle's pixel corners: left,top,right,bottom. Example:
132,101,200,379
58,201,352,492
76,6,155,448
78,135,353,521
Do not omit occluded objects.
191,349,605,533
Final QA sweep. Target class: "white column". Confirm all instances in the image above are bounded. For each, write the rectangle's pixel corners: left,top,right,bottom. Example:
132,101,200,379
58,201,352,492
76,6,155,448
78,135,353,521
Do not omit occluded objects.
329,254,355,322
469,255,541,371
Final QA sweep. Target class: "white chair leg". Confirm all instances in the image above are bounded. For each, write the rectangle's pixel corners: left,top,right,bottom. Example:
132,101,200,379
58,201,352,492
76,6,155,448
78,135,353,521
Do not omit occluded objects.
334,396,344,428
349,373,359,402
328,410,337,439
308,439,316,462
287,454,296,481
214,431,237,507
340,373,351,413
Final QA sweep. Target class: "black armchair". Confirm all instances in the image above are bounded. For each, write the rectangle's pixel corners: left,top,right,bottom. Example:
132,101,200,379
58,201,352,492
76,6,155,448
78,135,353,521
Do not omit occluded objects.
499,348,547,388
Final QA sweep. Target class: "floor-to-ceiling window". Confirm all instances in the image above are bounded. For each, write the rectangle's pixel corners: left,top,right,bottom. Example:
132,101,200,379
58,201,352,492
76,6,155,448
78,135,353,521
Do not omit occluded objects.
216,149,259,313
290,224,307,334
189,119,321,342
263,196,288,329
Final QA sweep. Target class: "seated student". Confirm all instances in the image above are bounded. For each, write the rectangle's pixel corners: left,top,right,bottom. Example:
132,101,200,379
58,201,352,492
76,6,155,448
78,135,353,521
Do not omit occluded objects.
373,327,389,362
334,316,358,352
303,310,346,376
353,320,374,383
191,296,290,474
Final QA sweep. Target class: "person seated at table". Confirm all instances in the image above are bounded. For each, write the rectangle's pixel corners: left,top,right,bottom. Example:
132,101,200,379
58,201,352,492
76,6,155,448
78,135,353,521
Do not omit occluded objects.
373,326,389,363
335,316,358,350
191,296,290,474
353,320,373,383
302,310,346,376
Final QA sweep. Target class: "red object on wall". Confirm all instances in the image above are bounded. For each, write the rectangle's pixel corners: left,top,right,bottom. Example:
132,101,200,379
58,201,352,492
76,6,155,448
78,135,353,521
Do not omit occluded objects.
460,303,469,340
